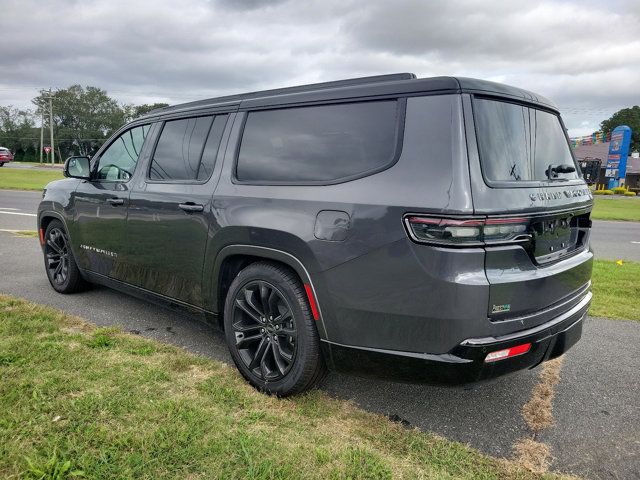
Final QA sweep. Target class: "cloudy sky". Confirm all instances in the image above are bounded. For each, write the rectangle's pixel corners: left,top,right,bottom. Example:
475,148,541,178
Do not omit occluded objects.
1,0,638,136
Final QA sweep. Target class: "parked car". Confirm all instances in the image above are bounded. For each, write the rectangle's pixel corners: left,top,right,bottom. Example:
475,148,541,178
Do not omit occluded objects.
38,74,593,396
0,147,13,165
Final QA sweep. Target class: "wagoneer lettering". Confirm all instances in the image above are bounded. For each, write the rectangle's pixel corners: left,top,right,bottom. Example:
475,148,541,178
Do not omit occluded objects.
38,73,593,396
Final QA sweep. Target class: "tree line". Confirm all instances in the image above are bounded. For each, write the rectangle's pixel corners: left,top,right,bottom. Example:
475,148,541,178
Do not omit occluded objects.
1,84,637,161
0,85,168,162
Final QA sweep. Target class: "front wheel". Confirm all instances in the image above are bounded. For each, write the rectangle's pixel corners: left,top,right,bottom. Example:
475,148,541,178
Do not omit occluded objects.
223,261,326,396
43,220,87,293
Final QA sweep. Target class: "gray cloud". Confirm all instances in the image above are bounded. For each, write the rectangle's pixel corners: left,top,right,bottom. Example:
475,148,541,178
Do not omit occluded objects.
0,0,638,135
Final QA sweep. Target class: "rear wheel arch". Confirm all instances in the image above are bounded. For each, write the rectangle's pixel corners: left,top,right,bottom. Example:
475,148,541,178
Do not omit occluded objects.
213,246,326,337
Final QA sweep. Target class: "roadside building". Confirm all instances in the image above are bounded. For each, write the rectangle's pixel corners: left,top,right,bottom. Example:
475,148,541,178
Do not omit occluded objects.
573,142,640,192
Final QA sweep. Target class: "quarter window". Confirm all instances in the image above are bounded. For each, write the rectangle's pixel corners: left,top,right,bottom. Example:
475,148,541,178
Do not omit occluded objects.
236,101,400,183
96,125,150,181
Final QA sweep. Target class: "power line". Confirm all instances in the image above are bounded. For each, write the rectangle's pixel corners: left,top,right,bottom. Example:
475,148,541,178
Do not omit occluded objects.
0,137,109,141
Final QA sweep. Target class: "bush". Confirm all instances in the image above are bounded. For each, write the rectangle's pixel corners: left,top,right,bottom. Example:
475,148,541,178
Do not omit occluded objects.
594,189,614,195
612,186,627,194
624,191,637,196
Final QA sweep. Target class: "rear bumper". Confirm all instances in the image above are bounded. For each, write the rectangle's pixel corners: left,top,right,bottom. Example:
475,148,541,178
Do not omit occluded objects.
324,290,590,384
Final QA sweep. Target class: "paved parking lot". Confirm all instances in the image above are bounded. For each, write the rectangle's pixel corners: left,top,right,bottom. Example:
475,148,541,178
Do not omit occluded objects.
1,162,63,171
1,189,639,479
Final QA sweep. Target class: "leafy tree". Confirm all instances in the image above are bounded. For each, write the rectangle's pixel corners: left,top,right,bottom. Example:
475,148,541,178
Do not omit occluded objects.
2,87,170,162
600,105,640,152
32,85,128,158
128,103,169,120
0,106,38,161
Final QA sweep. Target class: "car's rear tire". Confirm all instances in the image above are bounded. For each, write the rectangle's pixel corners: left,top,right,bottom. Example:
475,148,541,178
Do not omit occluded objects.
43,220,87,293
223,261,327,396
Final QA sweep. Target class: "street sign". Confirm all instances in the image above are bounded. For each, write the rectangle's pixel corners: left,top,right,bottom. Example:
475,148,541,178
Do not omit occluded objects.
44,146,51,154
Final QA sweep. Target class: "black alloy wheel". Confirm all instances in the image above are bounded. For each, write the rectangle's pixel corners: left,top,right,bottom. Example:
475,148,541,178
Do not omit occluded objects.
43,220,87,293
231,280,297,381
45,227,70,285
223,261,326,396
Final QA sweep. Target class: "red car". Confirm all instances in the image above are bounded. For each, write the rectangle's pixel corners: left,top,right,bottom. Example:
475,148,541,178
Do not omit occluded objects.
0,147,13,166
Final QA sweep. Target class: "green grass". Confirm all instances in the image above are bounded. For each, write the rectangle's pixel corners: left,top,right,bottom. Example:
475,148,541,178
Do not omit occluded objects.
0,295,558,480
0,169,64,191
591,197,640,222
591,259,640,321
13,230,38,238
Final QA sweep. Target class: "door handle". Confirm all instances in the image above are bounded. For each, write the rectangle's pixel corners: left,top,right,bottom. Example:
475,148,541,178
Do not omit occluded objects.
106,198,124,206
178,203,204,213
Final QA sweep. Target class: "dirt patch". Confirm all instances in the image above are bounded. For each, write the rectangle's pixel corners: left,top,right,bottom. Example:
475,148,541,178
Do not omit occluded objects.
512,356,565,474
522,357,564,432
513,438,551,474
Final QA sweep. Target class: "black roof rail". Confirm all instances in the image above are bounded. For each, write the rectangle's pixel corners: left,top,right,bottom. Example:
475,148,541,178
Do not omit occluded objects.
144,73,417,117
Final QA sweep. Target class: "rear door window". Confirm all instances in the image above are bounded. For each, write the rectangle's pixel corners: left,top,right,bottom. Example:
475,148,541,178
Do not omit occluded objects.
149,116,213,181
236,100,400,183
197,114,228,181
473,98,578,183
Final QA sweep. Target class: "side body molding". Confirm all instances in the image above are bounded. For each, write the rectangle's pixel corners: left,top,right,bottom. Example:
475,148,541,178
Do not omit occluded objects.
211,245,328,339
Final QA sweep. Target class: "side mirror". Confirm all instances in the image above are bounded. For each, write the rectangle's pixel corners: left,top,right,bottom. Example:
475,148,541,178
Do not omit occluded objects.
64,156,91,180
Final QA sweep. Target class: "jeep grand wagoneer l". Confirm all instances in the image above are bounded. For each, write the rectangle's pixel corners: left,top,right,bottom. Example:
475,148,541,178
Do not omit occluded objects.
38,74,593,395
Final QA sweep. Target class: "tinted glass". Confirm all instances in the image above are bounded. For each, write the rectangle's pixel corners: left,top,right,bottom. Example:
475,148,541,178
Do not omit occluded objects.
96,124,150,181
474,98,577,182
150,116,213,181
197,114,228,181
237,101,398,183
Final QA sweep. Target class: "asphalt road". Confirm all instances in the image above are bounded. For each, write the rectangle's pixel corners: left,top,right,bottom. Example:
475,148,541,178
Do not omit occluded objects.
1,162,63,171
1,189,639,479
590,220,640,261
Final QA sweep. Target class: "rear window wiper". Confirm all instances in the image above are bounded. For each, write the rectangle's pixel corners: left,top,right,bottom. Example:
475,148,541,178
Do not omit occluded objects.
545,163,575,180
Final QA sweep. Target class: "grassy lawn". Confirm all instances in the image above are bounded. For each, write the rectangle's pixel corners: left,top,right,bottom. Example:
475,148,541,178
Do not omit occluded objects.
0,169,64,191
0,295,554,480
591,259,640,322
591,197,640,222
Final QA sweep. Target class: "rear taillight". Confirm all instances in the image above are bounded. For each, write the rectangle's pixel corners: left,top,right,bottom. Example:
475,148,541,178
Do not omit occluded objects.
405,216,530,246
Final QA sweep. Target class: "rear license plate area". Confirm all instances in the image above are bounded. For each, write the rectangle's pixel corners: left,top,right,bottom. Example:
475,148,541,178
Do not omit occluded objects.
532,216,578,263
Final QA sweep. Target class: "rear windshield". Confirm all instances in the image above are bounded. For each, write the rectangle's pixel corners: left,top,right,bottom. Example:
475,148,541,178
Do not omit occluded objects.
473,98,578,183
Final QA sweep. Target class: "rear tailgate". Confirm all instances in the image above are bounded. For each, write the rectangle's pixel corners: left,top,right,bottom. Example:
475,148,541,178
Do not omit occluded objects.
483,202,593,323
463,94,594,325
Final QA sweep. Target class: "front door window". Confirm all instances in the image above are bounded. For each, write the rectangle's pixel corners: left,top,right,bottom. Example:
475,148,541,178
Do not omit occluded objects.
95,125,150,181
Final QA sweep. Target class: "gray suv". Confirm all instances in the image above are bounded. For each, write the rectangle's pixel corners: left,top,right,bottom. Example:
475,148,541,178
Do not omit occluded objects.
38,73,593,395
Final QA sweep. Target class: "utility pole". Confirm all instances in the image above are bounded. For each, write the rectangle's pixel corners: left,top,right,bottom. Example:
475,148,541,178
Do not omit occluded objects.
47,89,55,164
39,99,44,164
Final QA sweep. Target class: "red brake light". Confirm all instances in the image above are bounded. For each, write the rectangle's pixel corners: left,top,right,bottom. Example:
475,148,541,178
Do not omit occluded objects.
485,343,531,362
405,216,530,246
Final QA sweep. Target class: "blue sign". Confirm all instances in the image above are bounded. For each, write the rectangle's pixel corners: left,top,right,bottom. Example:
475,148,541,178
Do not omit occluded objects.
605,125,632,189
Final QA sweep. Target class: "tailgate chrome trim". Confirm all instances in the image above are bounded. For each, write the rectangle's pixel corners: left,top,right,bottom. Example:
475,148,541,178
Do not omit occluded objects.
462,291,592,346
490,280,591,323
